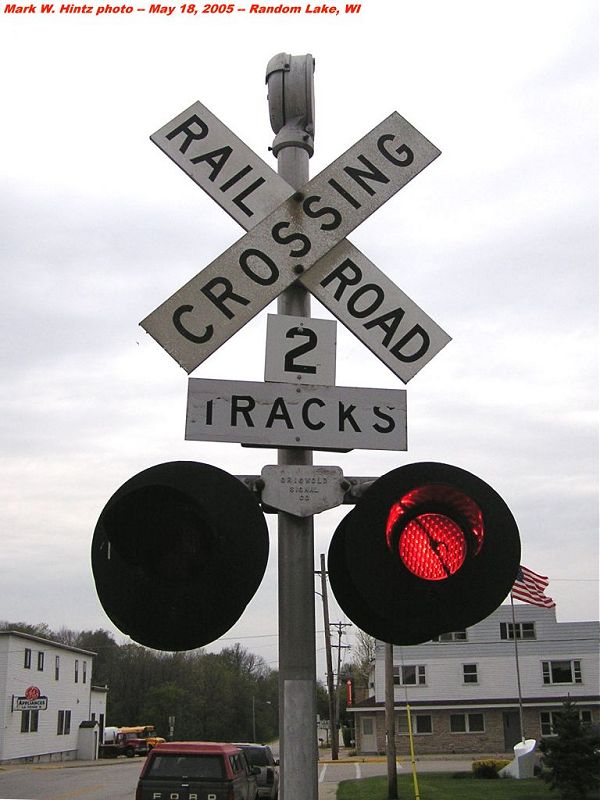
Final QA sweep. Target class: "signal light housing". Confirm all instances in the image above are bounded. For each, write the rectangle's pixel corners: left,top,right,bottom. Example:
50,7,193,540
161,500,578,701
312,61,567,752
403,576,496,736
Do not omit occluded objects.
328,462,520,645
91,461,269,651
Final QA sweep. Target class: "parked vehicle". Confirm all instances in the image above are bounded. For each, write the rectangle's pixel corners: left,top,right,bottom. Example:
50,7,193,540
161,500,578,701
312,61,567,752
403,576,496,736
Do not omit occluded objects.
234,744,279,799
135,741,260,800
99,726,148,758
120,724,165,751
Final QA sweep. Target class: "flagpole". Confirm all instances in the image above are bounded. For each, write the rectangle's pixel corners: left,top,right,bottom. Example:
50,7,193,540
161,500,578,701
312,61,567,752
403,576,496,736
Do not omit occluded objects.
510,591,525,742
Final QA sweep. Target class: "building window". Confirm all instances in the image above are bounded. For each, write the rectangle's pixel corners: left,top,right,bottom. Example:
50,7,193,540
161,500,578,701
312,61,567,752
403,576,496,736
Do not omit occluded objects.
500,622,536,640
83,660,87,684
450,713,485,733
463,663,478,684
396,713,433,734
57,709,72,735
55,655,60,681
24,648,32,669
542,660,582,685
21,710,39,733
580,710,593,727
394,665,426,686
541,709,593,736
37,651,44,671
540,711,553,737
74,659,79,683
431,630,467,642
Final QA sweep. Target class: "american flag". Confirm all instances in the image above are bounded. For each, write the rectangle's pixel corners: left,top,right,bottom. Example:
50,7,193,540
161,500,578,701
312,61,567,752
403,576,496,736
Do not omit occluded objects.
511,565,556,608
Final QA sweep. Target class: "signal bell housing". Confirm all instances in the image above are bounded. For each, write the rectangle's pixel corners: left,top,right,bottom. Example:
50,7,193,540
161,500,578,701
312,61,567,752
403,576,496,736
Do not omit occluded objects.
328,462,521,645
91,461,269,651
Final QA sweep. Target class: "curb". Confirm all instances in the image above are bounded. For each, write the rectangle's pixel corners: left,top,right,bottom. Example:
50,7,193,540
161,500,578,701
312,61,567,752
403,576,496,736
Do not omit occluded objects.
319,757,388,764
0,758,143,772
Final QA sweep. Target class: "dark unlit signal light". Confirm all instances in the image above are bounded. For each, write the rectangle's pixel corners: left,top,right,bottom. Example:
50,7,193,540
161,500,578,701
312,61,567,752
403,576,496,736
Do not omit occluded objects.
91,461,269,651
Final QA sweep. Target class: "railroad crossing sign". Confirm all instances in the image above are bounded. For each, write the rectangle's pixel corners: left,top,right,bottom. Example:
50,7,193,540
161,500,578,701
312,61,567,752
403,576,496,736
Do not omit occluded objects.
142,102,450,382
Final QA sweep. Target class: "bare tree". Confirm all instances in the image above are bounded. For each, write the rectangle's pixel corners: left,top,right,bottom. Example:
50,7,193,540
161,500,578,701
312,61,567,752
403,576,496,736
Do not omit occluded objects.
350,630,376,690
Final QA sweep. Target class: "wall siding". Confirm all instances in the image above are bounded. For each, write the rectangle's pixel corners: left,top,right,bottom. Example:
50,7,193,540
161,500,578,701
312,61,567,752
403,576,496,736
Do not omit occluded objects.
0,633,105,764
354,605,599,755
373,606,599,704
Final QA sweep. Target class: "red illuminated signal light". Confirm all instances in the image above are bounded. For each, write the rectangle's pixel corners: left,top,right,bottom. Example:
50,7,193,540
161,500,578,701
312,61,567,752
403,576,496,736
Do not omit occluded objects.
386,484,485,581
398,513,465,579
327,462,521,646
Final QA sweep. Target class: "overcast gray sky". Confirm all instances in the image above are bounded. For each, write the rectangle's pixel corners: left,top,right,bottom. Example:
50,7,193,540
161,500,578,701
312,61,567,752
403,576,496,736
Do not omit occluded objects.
1,0,597,679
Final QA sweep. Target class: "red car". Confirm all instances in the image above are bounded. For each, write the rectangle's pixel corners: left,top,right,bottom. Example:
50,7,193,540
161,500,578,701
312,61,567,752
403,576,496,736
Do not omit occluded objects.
135,741,260,800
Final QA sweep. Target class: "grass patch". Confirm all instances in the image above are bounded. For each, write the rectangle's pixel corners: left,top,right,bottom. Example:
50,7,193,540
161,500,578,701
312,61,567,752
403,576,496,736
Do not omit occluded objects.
336,772,553,799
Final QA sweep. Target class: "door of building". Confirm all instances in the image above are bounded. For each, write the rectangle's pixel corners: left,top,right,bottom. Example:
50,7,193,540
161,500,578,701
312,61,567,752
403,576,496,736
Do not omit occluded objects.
360,716,377,753
503,711,521,751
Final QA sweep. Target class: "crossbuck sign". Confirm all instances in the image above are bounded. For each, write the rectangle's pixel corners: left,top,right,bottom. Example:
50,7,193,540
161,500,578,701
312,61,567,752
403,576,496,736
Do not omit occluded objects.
142,102,450,383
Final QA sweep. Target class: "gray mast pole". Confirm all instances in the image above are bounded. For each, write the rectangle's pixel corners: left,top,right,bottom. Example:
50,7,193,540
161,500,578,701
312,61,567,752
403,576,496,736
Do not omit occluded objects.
385,642,398,799
266,53,318,800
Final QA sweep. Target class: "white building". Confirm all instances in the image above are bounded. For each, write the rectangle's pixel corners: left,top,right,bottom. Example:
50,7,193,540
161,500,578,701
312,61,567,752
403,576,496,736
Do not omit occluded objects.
0,631,107,763
348,605,599,755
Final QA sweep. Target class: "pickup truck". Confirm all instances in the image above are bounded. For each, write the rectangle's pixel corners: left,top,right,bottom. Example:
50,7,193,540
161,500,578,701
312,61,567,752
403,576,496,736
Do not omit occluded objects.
99,729,148,758
135,741,260,800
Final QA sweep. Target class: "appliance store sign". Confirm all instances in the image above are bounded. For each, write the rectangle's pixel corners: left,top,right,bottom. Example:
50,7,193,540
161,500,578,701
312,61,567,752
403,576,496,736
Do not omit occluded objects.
13,686,48,711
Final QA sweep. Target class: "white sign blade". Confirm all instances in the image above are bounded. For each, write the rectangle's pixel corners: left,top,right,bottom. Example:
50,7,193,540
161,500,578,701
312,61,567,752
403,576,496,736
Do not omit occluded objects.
186,378,407,451
151,101,293,228
142,113,440,374
301,241,452,383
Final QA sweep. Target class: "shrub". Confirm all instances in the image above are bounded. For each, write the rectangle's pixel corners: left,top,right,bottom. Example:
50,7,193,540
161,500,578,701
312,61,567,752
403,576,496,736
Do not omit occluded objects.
472,759,511,779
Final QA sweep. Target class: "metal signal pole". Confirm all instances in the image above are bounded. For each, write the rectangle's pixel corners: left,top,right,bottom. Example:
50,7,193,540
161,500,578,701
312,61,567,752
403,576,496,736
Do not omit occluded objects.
266,53,317,800
385,642,398,799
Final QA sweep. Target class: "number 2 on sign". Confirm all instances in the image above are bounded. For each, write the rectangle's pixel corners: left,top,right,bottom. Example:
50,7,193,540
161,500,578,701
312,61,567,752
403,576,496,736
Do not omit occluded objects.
284,327,318,374
265,314,337,387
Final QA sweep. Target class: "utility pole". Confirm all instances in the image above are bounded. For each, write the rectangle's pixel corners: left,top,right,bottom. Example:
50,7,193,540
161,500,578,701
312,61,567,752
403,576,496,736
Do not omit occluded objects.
266,53,318,800
318,553,338,760
331,621,351,752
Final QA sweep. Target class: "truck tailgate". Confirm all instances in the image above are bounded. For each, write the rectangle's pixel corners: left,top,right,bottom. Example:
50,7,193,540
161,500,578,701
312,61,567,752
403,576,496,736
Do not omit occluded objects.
137,778,232,800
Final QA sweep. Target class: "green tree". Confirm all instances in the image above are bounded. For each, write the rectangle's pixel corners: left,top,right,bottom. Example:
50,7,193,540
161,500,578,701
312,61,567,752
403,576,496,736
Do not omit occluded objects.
105,642,164,724
141,682,187,739
74,629,120,686
539,698,600,799
1,619,281,744
0,620,54,639
315,680,330,721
